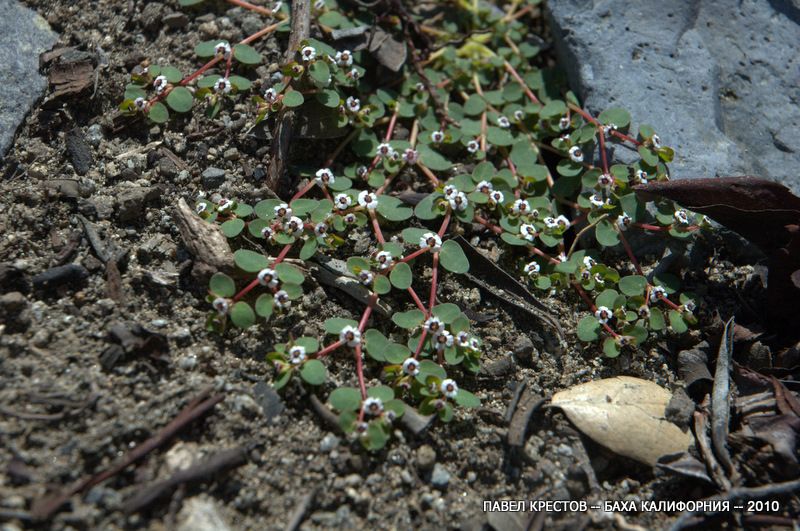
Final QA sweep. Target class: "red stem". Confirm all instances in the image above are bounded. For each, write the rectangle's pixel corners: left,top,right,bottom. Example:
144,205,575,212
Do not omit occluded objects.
401,247,430,264
617,228,643,275
355,345,367,399
597,126,609,175
504,61,540,104
291,180,316,202
227,0,273,16
384,109,399,142
407,287,427,313
429,253,439,311
370,211,386,244
413,329,429,360
316,339,344,358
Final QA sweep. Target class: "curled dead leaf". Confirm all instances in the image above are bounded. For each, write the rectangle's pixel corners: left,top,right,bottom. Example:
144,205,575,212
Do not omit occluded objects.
550,376,693,466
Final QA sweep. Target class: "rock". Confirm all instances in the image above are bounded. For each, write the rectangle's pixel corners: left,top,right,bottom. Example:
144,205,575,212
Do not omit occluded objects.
513,336,534,360
320,433,340,453
0,0,58,160
85,124,104,147
201,167,226,188
430,463,451,489
252,381,284,422
0,291,30,331
547,0,800,193
0,262,28,293
158,156,179,178
665,387,695,430
140,2,165,33
117,186,160,222
415,444,436,472
176,497,231,531
31,263,89,290
163,12,189,29
65,128,93,175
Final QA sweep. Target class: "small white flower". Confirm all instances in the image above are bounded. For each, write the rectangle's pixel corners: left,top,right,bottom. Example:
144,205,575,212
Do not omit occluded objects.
274,203,292,219
272,1,283,12
335,50,353,67
595,306,612,324
440,378,458,398
420,232,442,252
443,185,458,198
650,286,667,303
196,202,208,214
523,261,540,276
673,209,690,225
358,270,373,285
651,134,662,149
466,140,480,154
424,316,444,335
363,397,383,416
345,96,360,112
497,116,511,128
683,300,696,313
257,268,279,288
635,169,649,184
597,173,614,189
489,190,504,205
594,273,605,284
514,109,525,121
314,0,325,9
153,75,168,94
218,199,235,212
261,226,275,240
583,256,596,269
434,330,454,350
357,190,378,210
511,199,530,215
376,142,395,159
264,88,278,103
334,194,352,210
589,194,606,208
454,331,470,346
134,97,147,111
469,337,481,350
314,222,328,237
638,305,651,319
300,46,316,62
284,216,304,235
215,41,232,58
448,192,468,212
430,130,445,143
568,146,583,163
558,252,568,262
415,82,426,92
544,216,558,229
288,345,306,365
402,357,420,376
520,224,538,242
476,180,493,194
340,325,361,347
343,213,357,224
375,251,393,270
214,78,232,94
315,168,335,186
603,123,618,135
401,148,419,164
617,214,632,230
559,116,571,130
348,68,360,80
555,215,570,230
212,297,229,315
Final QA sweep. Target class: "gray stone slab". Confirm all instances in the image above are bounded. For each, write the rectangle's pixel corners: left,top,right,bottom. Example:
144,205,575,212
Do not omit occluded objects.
547,0,800,193
0,0,58,160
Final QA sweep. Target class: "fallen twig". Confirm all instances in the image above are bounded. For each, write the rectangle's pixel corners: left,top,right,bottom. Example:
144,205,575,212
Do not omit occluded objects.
711,317,738,484
30,387,224,520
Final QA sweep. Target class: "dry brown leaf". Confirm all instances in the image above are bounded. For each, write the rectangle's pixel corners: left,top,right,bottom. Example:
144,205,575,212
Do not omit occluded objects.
551,376,693,466
173,198,234,271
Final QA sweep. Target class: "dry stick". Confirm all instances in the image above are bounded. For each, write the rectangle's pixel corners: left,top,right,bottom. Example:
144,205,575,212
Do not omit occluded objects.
694,408,731,491
711,317,739,485
123,447,248,513
31,388,225,520
266,0,311,195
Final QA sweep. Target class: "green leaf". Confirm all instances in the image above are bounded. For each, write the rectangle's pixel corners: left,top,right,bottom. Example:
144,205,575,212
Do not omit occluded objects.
603,337,621,358
346,257,371,275
275,263,304,285
364,329,388,360
453,389,480,408
255,294,274,318
234,249,269,272
389,262,412,289
194,40,219,58
179,0,206,6
577,315,601,341
598,107,631,128
417,359,446,381
417,144,452,171
618,275,648,297
233,43,262,64
330,387,362,411
210,273,235,297
221,218,245,237
463,94,486,115
324,317,358,334
374,275,391,295
228,75,252,91
300,359,327,385
596,289,620,309
638,145,659,166
486,126,514,147
653,273,681,294
283,89,304,107
230,301,255,328
309,60,331,86
376,195,413,221
385,343,410,363
439,240,469,274
198,75,221,89
152,65,183,83
669,310,688,333
147,102,169,123
432,303,461,323
316,89,340,108
364,421,388,450
368,385,394,402
540,99,566,119
413,193,443,220
166,86,193,112
299,237,318,260
649,308,666,330
595,219,620,247
392,309,424,329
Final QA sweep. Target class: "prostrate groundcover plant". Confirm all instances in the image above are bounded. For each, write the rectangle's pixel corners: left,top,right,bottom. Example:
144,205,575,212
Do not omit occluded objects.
122,0,706,449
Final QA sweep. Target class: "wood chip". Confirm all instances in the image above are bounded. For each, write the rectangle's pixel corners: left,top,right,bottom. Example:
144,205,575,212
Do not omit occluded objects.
173,198,234,271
